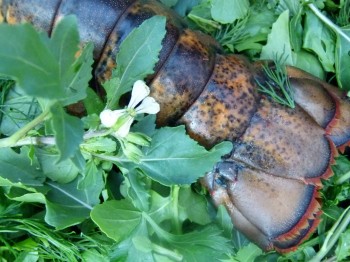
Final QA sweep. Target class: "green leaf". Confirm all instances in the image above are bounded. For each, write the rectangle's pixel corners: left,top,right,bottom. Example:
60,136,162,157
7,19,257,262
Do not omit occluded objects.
123,169,151,211
0,86,41,136
106,16,167,108
335,229,350,261
122,126,232,186
211,0,249,24
83,88,105,116
35,148,79,183
81,137,117,154
292,50,325,79
45,177,97,229
50,106,84,162
91,200,142,243
60,42,94,106
335,26,350,90
178,187,211,225
215,205,234,240
0,23,61,98
231,243,263,261
303,10,336,72
150,222,232,261
0,147,44,187
261,10,293,65
49,15,80,81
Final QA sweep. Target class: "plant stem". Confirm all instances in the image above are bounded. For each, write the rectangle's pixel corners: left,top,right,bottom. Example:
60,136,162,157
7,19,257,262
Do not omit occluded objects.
309,206,350,262
306,2,350,42
0,109,50,148
335,170,350,185
171,185,182,235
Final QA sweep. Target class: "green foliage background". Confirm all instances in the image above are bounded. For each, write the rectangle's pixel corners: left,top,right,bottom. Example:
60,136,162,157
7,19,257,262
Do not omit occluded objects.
0,0,350,261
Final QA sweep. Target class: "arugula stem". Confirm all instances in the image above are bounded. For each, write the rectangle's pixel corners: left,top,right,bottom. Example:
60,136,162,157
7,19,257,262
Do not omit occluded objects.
335,170,350,185
171,185,182,235
0,109,50,148
309,206,350,262
0,129,113,147
305,2,350,43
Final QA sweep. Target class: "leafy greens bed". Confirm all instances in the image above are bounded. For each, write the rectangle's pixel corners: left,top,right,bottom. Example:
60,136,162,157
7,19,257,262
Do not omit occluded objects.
0,0,350,261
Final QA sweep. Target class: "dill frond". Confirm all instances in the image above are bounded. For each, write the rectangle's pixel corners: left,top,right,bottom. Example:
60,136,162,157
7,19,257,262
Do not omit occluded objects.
256,55,295,108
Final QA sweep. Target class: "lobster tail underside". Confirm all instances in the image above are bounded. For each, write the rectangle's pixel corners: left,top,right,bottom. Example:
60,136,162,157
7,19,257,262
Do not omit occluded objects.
1,0,350,253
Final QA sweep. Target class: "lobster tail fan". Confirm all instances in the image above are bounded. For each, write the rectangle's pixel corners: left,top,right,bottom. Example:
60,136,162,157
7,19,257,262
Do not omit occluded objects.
203,161,322,253
286,66,350,151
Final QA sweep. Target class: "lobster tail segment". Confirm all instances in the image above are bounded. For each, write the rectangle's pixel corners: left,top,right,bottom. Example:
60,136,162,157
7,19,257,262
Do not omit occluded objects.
286,67,350,151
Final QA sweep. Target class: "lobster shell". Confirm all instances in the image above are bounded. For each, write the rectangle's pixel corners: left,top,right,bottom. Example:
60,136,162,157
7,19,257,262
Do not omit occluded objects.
1,0,350,253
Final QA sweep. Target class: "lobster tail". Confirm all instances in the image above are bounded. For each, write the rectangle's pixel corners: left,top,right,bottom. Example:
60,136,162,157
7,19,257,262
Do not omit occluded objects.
1,0,349,253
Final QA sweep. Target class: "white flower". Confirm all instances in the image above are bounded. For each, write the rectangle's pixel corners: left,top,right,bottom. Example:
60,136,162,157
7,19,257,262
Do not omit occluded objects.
99,80,160,137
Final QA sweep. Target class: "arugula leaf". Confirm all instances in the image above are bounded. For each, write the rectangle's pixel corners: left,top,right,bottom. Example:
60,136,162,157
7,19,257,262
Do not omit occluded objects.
91,200,142,243
211,0,249,24
106,16,167,108
303,10,336,72
35,148,79,184
0,23,62,99
45,177,97,229
335,26,350,91
0,147,44,187
178,186,211,225
260,10,293,65
50,106,84,162
121,126,232,186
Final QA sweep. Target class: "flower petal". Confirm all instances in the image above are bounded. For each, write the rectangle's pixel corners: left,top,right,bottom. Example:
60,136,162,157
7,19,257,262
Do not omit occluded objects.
115,116,134,137
135,96,160,114
100,109,125,128
128,80,150,109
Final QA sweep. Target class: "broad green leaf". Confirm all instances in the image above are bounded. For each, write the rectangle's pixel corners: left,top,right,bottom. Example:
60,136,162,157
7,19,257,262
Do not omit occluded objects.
178,186,211,225
50,106,84,161
303,10,336,72
292,50,325,79
45,178,97,229
109,218,152,261
211,0,249,24
121,126,232,186
0,147,44,187
260,10,293,65
49,15,79,80
152,224,232,261
91,200,142,243
107,16,167,108
0,23,62,98
335,26,350,91
35,148,79,183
